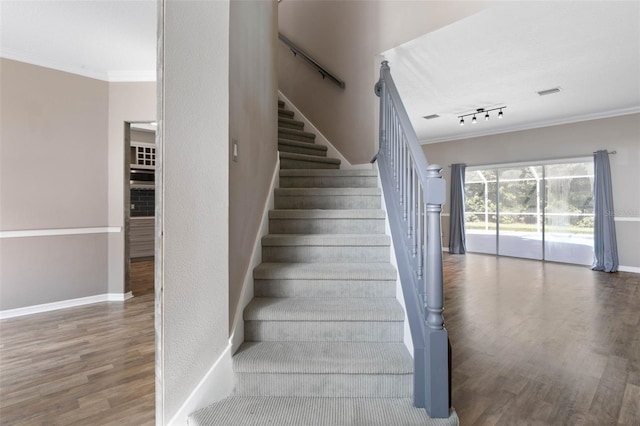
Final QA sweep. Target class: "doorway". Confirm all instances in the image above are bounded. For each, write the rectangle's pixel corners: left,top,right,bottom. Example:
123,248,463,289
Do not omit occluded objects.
126,122,157,296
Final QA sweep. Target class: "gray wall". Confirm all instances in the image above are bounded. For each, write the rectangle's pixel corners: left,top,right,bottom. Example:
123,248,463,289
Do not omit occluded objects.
228,0,278,332
277,1,490,164
0,58,109,310
160,0,230,422
422,113,640,269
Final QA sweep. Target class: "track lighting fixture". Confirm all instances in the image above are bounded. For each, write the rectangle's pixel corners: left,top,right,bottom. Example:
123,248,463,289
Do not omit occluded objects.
458,106,506,126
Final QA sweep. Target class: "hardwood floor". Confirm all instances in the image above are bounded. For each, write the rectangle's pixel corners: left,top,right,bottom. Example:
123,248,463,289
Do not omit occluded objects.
2,255,638,425
131,260,155,296
445,253,640,425
0,265,155,425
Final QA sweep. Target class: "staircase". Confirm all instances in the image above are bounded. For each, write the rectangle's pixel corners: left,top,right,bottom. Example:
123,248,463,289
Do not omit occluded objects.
189,101,457,425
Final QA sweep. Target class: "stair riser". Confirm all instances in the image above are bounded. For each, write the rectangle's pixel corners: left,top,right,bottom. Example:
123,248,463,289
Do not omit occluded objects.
278,144,327,157
280,158,340,169
254,280,396,298
262,245,389,263
278,131,315,143
235,373,412,398
278,121,304,131
279,176,378,188
269,218,384,234
275,194,381,209
244,321,404,342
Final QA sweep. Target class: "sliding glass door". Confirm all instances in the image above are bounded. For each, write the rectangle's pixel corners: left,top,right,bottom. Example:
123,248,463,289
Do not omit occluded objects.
497,166,543,260
464,160,594,265
465,170,497,254
544,162,594,265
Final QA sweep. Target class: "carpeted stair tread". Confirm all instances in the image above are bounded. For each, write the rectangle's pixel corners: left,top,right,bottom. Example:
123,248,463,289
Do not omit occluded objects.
278,139,328,157
278,109,294,119
269,209,385,219
234,342,412,374
189,397,459,426
278,100,285,108
275,187,380,196
278,138,325,150
279,151,340,165
280,168,377,177
279,127,316,140
262,233,390,247
253,262,397,280
278,117,305,130
243,297,404,321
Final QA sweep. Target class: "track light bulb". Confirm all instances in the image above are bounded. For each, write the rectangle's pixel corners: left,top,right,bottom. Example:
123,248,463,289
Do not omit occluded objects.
485,112,490,121
498,109,503,118
459,118,464,126
472,115,477,123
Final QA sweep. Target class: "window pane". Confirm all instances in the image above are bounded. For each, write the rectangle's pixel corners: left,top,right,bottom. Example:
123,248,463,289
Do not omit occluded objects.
497,166,543,260
465,169,497,254
544,162,594,265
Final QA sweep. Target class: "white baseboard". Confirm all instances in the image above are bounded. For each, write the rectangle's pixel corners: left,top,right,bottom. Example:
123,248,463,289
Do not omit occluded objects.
229,156,280,354
168,342,234,426
619,265,640,274
277,91,372,170
0,292,132,319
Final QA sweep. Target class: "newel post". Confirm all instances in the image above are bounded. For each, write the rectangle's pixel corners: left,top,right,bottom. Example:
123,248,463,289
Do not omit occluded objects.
423,164,450,418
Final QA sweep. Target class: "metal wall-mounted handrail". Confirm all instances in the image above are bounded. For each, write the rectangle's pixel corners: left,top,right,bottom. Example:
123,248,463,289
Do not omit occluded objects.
278,33,345,89
374,61,450,418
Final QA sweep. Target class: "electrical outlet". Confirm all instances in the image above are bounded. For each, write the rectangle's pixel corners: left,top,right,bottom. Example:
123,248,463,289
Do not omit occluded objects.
232,139,239,162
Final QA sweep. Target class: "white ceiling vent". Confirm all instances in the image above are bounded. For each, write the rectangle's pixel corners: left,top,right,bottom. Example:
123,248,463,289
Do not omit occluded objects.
537,87,562,96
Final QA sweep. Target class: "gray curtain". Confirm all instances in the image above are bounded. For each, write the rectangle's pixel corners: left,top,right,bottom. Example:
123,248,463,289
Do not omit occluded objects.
448,163,466,254
592,150,618,272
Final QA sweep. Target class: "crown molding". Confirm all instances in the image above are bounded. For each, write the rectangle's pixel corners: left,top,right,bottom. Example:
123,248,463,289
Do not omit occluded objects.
420,106,640,145
1,48,155,82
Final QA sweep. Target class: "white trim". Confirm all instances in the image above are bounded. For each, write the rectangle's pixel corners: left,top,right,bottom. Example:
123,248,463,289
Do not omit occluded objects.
442,247,450,252
0,226,121,239
277,91,372,170
1,50,155,82
441,213,450,217
229,156,280,354
167,342,234,426
0,292,132,319
618,266,640,274
615,217,640,222
420,107,640,145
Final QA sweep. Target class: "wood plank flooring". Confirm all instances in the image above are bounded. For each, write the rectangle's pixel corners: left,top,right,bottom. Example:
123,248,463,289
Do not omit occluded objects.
0,265,155,425
1,255,638,425
445,254,640,425
131,260,155,296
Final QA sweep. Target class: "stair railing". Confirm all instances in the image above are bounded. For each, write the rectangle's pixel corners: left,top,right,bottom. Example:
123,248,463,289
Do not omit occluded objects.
374,61,450,418
278,33,345,89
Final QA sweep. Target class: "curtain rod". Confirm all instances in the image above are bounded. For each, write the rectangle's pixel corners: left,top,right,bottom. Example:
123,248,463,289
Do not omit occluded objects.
448,150,617,168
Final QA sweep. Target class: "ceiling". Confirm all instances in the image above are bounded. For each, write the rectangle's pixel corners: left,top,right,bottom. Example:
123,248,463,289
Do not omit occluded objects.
0,0,157,81
380,2,640,144
1,1,638,143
